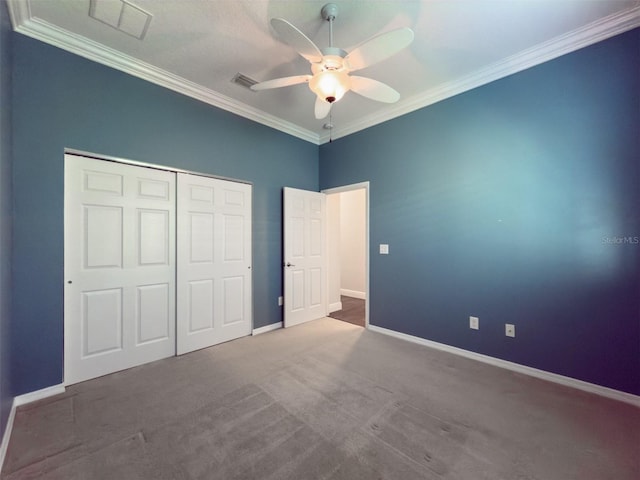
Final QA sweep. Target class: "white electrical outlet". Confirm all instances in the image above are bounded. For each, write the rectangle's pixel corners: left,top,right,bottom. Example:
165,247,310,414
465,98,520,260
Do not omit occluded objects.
278,296,283,306
505,324,515,337
469,316,479,330
379,244,389,255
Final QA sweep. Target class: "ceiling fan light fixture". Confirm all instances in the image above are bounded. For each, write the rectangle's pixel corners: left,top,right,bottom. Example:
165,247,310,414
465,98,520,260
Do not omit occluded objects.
253,3,413,119
309,70,350,103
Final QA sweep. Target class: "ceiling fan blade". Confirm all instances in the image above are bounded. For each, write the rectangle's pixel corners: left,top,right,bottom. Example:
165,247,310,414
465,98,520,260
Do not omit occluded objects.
251,75,312,91
314,97,332,119
271,18,323,64
350,76,400,103
344,27,414,72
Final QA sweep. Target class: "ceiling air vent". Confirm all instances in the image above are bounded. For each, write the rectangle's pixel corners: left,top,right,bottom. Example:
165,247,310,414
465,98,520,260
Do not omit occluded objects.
232,73,258,90
89,0,153,40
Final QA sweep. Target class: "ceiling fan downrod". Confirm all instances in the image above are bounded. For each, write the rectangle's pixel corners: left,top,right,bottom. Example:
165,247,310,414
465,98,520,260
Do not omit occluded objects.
320,3,344,58
321,3,339,48
317,3,347,67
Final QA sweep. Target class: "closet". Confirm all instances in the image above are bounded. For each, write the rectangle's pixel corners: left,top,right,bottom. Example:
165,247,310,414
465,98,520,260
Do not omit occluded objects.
64,154,252,384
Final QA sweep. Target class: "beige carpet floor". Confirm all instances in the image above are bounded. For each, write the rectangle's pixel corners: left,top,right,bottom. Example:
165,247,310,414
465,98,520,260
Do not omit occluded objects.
2,317,639,479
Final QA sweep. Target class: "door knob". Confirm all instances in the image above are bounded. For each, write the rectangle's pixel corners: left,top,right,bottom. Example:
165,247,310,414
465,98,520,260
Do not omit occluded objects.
285,262,295,267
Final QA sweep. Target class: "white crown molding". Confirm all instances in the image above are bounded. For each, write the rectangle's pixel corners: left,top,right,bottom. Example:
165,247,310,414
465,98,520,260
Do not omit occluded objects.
6,0,30,28
8,1,640,145
321,4,640,144
368,325,640,408
7,1,321,144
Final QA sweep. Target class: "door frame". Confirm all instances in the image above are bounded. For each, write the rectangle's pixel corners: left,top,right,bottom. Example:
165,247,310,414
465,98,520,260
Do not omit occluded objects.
321,181,370,328
65,148,252,186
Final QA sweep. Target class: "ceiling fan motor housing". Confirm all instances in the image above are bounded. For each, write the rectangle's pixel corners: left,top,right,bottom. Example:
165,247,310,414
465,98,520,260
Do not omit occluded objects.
312,51,347,73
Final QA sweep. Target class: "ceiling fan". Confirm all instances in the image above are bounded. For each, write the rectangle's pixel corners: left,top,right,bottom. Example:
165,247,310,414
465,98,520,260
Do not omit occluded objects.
251,3,414,120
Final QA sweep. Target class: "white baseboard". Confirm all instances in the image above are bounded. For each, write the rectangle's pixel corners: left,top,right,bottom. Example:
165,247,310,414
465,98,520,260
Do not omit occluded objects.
0,398,16,473
328,301,343,313
0,383,65,472
340,289,366,300
14,383,65,407
252,322,282,335
368,325,640,408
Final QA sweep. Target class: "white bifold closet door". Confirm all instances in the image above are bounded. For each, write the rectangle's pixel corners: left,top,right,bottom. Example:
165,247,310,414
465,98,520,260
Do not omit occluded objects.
64,154,176,385
176,173,252,355
65,155,252,385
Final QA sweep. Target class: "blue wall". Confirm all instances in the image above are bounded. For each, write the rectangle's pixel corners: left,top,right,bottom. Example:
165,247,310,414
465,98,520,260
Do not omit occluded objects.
11,34,318,395
320,29,640,395
5,18,639,400
0,0,14,436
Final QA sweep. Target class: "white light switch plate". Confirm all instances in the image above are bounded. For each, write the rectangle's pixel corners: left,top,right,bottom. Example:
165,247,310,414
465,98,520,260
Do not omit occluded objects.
380,244,389,255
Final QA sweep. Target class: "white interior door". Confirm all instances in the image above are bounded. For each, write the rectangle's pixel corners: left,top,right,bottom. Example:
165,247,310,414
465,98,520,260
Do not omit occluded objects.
283,187,326,327
176,174,252,354
64,154,176,385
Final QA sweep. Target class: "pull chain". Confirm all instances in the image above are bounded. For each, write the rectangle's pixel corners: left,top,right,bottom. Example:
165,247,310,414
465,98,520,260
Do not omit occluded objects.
329,112,333,143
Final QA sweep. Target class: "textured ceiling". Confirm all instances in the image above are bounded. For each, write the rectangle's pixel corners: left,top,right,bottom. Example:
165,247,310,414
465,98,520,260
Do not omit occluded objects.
8,0,640,143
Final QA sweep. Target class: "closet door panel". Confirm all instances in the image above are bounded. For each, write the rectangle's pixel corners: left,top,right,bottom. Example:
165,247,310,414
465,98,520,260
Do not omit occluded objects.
177,174,252,354
65,154,176,385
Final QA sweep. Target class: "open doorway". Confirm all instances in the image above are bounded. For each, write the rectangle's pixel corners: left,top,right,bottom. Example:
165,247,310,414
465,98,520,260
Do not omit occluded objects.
324,183,369,328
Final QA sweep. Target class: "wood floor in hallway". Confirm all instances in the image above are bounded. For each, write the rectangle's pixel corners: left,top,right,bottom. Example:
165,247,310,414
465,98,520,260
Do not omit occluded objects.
330,295,365,327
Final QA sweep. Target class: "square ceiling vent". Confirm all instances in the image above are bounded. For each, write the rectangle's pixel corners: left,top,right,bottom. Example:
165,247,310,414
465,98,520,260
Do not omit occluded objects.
89,0,152,40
